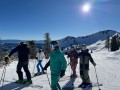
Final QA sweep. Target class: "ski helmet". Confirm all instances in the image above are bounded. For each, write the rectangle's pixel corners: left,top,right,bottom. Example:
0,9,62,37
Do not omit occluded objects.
50,41,59,50
81,44,87,50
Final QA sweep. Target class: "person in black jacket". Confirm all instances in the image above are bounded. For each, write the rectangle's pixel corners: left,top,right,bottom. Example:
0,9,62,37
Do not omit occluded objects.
77,44,96,88
5,42,32,84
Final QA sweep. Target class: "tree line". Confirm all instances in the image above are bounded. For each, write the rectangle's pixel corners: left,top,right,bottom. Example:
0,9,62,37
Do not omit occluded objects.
105,34,120,51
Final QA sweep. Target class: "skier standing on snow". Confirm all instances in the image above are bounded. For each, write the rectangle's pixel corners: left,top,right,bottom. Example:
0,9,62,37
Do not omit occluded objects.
77,44,96,88
44,41,67,90
36,49,45,74
67,46,78,78
5,42,32,84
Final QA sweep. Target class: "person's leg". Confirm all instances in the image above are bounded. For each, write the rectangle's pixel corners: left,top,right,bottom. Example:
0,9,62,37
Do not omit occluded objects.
80,70,91,88
57,83,61,90
39,60,44,72
37,60,40,73
84,70,91,85
70,65,74,77
51,74,60,90
23,62,31,81
79,70,85,87
16,62,23,81
73,63,77,77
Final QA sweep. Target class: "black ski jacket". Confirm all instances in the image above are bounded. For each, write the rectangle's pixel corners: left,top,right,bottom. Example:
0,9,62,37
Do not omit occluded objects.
77,50,95,70
8,44,30,62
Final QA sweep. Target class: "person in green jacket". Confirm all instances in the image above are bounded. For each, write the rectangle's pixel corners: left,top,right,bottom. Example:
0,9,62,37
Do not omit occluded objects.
44,41,67,90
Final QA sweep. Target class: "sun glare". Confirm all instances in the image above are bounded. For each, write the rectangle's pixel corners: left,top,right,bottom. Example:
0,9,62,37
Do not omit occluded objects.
82,3,91,13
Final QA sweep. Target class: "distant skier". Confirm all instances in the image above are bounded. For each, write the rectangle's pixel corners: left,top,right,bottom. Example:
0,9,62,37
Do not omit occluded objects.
44,41,67,90
5,42,32,84
77,44,96,88
67,46,78,78
35,49,45,74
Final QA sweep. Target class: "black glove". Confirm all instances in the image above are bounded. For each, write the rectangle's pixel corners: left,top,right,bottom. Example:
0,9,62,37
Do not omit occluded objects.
60,70,65,78
4,56,9,64
36,57,38,60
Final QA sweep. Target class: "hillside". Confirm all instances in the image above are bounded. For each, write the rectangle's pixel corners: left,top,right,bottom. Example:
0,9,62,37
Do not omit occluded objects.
59,30,117,47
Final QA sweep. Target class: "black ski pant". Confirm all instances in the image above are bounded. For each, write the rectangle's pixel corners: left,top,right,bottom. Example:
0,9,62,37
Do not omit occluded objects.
16,61,31,80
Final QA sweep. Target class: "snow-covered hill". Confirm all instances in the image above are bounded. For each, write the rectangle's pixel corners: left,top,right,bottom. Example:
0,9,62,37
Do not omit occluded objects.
59,30,118,47
1,30,118,48
0,39,120,90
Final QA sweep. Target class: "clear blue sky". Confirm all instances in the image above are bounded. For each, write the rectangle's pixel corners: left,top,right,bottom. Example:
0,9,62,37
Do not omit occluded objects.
0,0,120,40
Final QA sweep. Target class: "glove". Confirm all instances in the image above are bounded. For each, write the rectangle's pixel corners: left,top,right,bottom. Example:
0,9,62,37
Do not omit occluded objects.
43,67,47,70
60,70,65,78
4,56,10,64
93,62,96,67
36,57,38,60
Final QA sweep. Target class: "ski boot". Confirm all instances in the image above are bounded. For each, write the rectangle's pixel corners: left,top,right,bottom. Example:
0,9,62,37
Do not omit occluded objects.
15,80,24,84
86,83,92,87
78,82,84,88
23,80,32,84
81,83,92,88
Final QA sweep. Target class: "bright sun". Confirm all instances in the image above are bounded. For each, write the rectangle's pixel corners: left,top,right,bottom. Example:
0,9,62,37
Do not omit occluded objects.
82,3,91,13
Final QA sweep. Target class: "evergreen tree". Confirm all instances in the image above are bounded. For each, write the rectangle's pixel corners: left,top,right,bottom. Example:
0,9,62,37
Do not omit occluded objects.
111,36,119,51
28,40,36,59
105,35,110,51
118,36,120,48
44,32,51,59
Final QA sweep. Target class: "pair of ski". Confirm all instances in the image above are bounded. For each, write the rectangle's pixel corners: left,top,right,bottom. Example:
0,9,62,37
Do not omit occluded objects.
32,71,47,77
4,79,43,89
62,83,102,90
62,77,102,90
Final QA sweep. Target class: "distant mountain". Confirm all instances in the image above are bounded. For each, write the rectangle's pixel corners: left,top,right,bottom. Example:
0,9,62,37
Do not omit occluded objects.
0,40,44,44
59,30,118,47
0,30,119,48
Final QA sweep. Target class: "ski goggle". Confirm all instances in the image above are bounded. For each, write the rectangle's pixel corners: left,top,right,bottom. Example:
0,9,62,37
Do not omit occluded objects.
82,45,87,50
50,44,55,49
50,44,56,51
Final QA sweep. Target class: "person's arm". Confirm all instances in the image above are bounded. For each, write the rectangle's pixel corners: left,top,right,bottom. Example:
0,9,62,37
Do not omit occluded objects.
88,53,96,66
60,53,67,70
4,45,19,64
74,52,80,60
60,53,67,78
67,53,70,58
44,60,50,70
36,53,38,60
8,46,19,57
42,52,45,59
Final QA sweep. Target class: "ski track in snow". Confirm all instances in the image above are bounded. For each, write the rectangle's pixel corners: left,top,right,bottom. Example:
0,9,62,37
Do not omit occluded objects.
0,46,120,90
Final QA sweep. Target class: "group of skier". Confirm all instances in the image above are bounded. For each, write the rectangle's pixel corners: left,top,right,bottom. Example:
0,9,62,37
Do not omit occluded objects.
4,40,96,90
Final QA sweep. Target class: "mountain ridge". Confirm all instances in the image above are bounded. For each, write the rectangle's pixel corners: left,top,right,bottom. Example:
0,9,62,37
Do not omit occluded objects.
0,30,119,48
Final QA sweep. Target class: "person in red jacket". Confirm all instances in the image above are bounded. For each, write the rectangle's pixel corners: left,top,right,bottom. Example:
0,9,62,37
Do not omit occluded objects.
67,46,78,78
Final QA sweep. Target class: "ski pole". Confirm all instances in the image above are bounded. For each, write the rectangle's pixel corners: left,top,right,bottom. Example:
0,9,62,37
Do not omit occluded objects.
68,58,74,86
94,66,101,90
45,59,51,89
32,59,37,76
0,65,7,90
46,70,51,88
0,65,6,85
